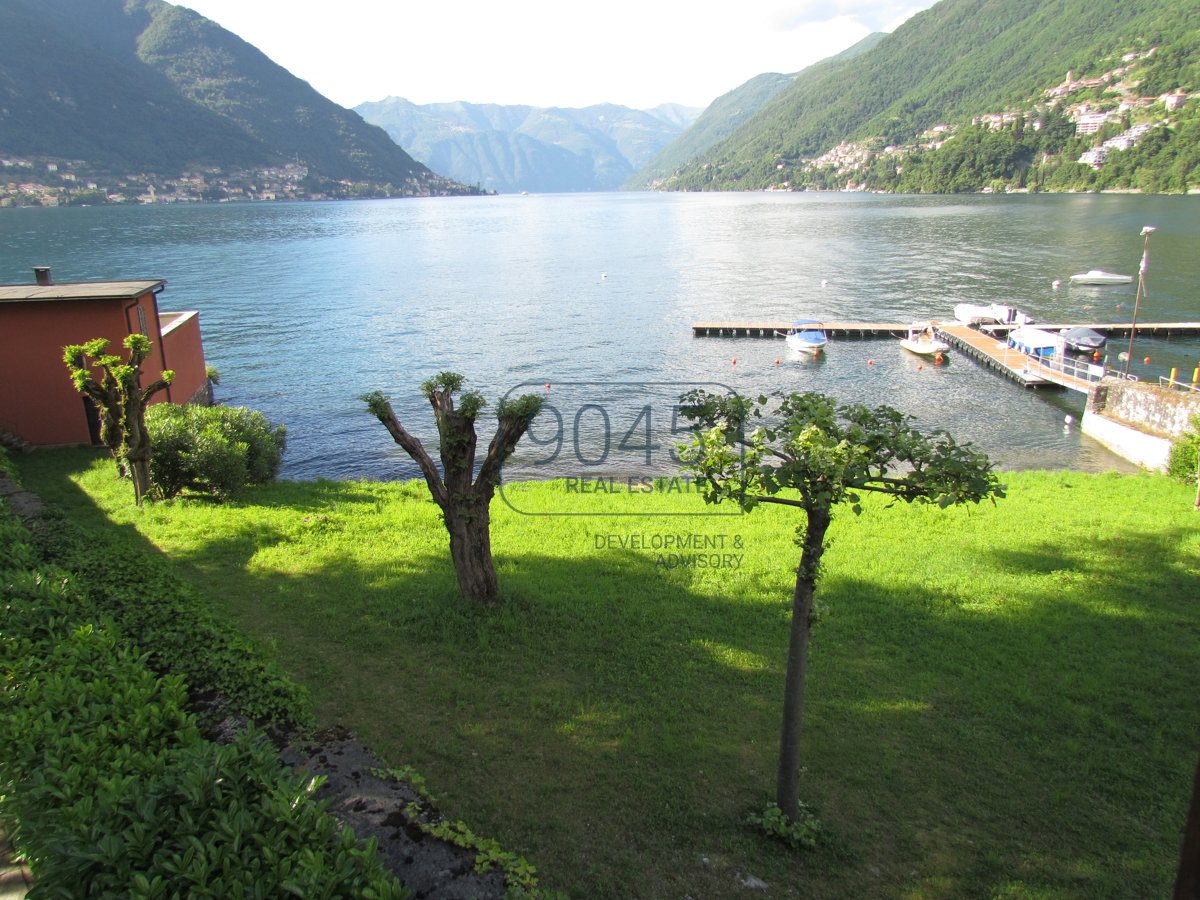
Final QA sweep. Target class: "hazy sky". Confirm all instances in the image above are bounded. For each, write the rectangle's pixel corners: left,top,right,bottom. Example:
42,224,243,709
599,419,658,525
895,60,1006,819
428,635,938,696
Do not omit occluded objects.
179,0,935,110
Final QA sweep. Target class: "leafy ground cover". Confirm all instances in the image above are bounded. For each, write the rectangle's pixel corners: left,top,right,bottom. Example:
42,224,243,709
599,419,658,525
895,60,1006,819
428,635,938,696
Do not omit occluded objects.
15,449,1200,898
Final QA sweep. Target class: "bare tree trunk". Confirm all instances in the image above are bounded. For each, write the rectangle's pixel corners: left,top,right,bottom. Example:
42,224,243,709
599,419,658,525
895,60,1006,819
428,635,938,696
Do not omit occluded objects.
1176,752,1200,899
445,504,498,604
776,506,830,822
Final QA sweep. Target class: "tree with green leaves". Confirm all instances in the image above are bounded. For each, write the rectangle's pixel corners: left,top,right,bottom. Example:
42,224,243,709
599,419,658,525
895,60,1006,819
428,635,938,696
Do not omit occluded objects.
678,389,1004,831
63,335,174,506
363,373,544,604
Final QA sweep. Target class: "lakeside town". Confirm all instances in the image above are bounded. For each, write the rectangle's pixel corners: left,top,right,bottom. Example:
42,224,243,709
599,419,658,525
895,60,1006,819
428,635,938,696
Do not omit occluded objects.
0,160,445,207
779,51,1194,190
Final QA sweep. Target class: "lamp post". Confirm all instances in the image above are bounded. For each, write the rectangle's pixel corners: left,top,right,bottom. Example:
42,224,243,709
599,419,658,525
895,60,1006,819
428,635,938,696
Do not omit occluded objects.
1124,225,1155,376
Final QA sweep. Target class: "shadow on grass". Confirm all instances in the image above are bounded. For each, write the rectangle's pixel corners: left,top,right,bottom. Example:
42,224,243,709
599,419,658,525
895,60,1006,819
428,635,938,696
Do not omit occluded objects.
14,455,1198,900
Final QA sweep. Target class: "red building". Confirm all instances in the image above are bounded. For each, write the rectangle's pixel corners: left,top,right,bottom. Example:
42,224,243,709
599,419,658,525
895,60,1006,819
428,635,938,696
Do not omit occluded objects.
0,268,210,447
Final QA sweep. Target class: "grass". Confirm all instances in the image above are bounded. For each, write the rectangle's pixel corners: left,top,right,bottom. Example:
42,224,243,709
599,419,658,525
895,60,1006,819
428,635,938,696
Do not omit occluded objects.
14,448,1200,899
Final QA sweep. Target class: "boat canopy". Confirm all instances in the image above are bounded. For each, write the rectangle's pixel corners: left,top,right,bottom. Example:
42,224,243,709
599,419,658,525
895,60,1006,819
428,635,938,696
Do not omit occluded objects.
1060,326,1106,352
1008,326,1060,358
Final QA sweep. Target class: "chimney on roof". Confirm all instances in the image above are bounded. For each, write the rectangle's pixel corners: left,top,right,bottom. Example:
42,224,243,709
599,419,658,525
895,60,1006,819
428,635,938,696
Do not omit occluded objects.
33,266,52,286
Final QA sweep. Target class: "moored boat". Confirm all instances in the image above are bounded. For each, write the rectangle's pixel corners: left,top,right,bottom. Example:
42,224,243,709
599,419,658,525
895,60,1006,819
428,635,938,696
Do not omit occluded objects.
1060,326,1106,354
1069,269,1132,285
899,323,950,358
952,302,1035,326
779,320,828,354
1007,326,1061,358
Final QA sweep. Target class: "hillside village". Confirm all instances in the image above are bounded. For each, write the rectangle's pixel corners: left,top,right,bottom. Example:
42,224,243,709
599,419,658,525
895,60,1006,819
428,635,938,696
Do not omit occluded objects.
0,159,456,207
788,47,1193,191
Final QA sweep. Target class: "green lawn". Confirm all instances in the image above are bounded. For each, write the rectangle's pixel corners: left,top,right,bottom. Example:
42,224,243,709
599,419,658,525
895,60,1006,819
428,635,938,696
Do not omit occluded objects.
16,450,1200,899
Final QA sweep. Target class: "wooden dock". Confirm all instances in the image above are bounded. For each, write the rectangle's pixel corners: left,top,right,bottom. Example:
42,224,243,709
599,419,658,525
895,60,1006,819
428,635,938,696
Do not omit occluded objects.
691,320,1200,339
692,321,911,338
981,322,1200,338
937,324,1091,390
692,319,1200,392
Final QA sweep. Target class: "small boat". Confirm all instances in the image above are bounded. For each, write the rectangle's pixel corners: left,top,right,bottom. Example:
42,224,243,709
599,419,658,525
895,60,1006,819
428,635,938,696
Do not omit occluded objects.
953,303,997,325
1060,326,1106,354
1007,326,1060,358
953,302,1035,326
1069,269,1132,285
779,320,828,355
899,324,950,358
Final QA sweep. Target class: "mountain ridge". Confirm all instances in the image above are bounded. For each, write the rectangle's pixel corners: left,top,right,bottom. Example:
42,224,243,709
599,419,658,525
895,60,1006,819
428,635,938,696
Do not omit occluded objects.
0,0,474,200
660,0,1199,193
355,98,701,193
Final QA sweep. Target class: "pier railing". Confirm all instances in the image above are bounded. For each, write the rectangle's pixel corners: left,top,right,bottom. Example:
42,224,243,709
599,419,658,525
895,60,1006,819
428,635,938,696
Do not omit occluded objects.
1024,353,1114,392
1158,375,1200,393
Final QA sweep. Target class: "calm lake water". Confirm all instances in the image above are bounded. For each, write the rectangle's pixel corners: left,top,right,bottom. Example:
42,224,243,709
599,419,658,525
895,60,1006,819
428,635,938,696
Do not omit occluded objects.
2,192,1197,482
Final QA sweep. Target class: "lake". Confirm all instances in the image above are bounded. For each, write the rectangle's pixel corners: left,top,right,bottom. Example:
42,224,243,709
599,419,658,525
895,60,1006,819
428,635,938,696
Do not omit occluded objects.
1,192,1197,482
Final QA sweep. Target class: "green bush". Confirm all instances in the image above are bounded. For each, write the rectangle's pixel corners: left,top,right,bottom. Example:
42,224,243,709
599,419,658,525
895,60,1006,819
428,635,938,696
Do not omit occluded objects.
1167,413,1200,481
146,403,286,500
0,505,406,899
26,507,311,731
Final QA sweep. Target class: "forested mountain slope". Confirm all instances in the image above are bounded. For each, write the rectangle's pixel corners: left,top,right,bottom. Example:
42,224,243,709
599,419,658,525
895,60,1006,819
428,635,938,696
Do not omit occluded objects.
0,0,469,198
626,33,886,190
661,0,1199,193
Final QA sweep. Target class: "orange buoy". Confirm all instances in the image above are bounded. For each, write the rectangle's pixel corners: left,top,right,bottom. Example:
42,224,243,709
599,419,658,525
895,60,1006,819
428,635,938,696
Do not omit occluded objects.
544,383,551,391
731,358,737,366
934,353,944,364
1143,356,1151,364
774,358,780,365
867,359,874,366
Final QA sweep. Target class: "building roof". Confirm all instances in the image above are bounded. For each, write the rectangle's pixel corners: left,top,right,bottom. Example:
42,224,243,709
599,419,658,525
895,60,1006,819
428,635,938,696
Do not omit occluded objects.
0,280,165,304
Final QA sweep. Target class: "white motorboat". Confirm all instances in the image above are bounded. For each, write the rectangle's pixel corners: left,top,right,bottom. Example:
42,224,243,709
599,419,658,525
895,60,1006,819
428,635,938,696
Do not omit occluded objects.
1069,269,1132,285
779,320,828,355
899,324,950,358
953,303,997,325
952,302,1035,326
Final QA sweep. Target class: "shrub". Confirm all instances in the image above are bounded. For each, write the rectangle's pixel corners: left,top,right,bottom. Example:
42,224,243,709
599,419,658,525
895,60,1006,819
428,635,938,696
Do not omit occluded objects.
0,504,405,898
146,403,286,500
25,507,311,731
1167,413,1200,482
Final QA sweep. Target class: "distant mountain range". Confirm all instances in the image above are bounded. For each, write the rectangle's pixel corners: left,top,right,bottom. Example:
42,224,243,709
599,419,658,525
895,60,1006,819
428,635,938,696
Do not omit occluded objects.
0,0,471,197
354,99,702,193
625,33,887,190
2,0,1194,203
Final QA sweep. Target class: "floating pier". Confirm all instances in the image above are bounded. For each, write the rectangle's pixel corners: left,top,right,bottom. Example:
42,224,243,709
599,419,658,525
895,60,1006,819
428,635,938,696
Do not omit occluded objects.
691,320,1200,339
692,319,1200,392
937,324,1095,389
692,321,911,338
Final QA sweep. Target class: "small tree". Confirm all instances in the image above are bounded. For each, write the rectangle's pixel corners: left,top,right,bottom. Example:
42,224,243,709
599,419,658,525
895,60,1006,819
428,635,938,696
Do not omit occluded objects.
63,335,174,506
363,373,543,604
678,389,1004,829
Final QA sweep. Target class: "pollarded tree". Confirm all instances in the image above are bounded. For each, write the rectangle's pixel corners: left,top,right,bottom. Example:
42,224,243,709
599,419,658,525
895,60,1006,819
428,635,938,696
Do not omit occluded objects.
63,335,174,506
363,373,543,604
678,389,1004,832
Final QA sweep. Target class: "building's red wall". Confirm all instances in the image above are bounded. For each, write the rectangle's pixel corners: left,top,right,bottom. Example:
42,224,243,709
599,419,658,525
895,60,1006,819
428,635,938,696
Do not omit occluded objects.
0,290,203,446
161,312,209,404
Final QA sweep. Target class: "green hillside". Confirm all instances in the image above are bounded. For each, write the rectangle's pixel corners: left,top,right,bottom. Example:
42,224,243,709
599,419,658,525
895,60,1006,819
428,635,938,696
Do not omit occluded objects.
625,33,886,190
0,0,472,198
660,0,1200,193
